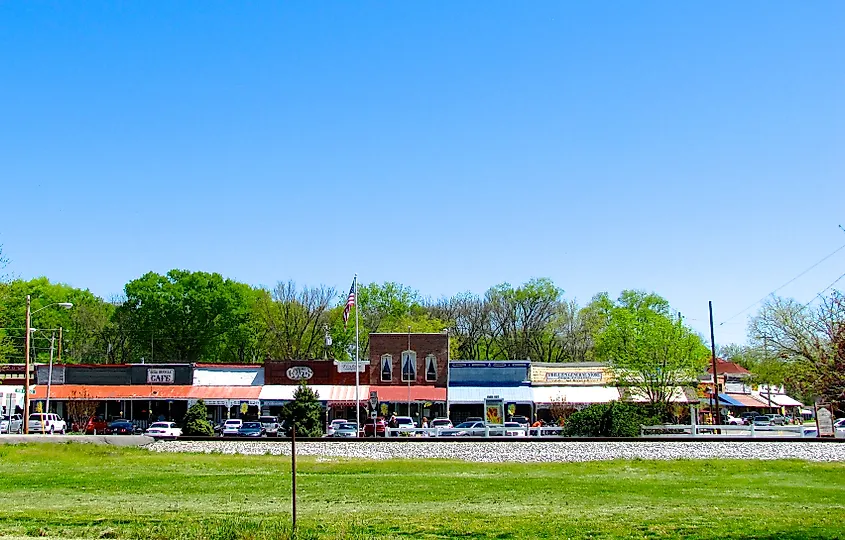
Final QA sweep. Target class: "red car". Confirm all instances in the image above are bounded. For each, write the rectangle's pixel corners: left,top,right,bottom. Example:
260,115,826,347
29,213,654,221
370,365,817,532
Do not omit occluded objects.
362,417,387,437
84,417,108,435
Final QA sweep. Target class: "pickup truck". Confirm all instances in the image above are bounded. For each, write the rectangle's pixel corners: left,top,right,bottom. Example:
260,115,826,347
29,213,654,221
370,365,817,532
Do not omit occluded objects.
1,414,23,434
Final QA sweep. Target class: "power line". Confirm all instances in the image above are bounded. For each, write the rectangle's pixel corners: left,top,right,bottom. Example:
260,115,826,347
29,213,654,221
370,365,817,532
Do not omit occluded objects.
719,240,845,326
800,270,845,310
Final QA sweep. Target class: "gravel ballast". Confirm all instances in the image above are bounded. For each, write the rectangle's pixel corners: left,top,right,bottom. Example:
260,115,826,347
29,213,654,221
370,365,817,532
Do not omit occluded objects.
149,440,845,463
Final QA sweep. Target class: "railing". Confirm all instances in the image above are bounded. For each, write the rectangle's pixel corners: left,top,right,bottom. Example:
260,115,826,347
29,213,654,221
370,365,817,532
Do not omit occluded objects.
383,426,566,438
640,423,817,438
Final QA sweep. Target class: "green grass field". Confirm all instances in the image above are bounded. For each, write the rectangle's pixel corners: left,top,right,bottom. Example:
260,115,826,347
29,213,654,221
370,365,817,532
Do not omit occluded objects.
0,443,843,539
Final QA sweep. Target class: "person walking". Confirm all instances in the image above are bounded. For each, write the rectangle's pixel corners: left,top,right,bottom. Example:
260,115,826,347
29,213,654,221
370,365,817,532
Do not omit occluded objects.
421,416,429,437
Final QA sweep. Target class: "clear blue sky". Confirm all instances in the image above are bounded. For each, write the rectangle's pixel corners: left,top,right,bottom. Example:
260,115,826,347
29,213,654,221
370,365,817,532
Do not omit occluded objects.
1,2,843,347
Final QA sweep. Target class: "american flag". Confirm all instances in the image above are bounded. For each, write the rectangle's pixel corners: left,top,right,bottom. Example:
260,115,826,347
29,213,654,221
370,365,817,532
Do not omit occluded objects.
343,279,356,328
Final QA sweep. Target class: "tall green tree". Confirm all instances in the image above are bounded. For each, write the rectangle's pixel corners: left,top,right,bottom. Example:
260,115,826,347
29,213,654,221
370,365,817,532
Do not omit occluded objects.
595,290,710,416
118,270,255,363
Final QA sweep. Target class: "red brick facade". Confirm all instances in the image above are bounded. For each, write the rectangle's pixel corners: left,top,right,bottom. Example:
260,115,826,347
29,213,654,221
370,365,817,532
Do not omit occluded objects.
368,333,449,386
265,360,371,386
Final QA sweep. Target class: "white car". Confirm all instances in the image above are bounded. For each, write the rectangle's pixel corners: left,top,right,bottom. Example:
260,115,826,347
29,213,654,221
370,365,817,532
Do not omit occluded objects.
1,414,23,434
393,416,417,435
27,413,67,434
504,422,525,436
835,418,845,439
221,419,242,437
144,422,182,438
326,418,349,437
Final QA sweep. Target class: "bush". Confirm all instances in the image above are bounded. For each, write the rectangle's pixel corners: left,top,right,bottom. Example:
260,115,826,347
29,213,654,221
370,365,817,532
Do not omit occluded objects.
182,400,214,436
279,383,324,437
562,402,660,438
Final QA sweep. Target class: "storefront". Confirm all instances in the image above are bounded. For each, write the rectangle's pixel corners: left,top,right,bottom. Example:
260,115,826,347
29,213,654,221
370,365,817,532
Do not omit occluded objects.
447,361,533,422
368,385,447,423
192,365,264,422
530,363,620,421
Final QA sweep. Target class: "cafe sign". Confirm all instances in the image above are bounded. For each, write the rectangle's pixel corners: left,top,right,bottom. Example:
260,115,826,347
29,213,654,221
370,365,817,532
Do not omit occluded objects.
286,366,314,381
147,368,175,384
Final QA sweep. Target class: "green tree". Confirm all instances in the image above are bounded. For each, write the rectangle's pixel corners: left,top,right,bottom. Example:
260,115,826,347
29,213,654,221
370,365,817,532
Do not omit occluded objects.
119,270,256,363
279,383,324,437
182,400,214,436
750,291,845,403
595,290,710,417
486,278,563,361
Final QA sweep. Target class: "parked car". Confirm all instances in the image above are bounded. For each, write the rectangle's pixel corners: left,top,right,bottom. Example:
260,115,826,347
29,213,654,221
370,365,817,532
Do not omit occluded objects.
504,422,524,436
833,418,845,429
0,414,23,434
766,414,787,426
144,422,182,438
85,416,108,435
429,418,453,432
333,422,359,438
440,421,486,437
740,412,758,425
726,415,745,426
27,413,67,434
105,419,136,435
259,416,281,437
363,417,387,437
326,418,349,437
509,415,530,427
752,416,772,426
238,421,265,437
222,419,243,437
392,416,417,436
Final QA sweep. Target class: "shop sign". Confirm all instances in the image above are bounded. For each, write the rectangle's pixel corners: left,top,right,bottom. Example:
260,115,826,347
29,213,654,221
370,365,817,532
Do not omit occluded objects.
451,362,529,369
147,368,175,384
484,395,504,425
334,361,369,373
531,366,608,385
286,366,314,381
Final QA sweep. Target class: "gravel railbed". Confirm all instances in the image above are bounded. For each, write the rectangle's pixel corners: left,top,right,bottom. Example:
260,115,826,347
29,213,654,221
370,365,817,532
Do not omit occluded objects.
149,440,845,463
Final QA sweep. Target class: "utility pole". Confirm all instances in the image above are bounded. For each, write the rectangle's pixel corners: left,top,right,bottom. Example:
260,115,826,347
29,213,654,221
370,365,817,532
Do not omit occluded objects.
23,295,31,434
57,327,63,363
709,301,719,426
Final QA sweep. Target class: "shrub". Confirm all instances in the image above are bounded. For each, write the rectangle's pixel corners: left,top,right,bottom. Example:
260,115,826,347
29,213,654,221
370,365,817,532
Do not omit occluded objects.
279,382,324,437
182,400,214,436
562,402,660,437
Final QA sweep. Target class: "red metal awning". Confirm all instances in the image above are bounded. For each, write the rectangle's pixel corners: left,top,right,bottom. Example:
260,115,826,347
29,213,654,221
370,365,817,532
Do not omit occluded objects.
368,385,446,402
32,385,261,401
726,393,769,408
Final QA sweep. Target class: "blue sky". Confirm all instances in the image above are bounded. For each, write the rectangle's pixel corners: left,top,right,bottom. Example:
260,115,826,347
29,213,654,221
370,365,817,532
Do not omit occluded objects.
1,2,843,347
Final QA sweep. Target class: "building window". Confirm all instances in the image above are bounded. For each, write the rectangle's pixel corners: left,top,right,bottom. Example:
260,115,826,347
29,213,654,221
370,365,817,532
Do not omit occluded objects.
425,354,437,382
381,355,393,382
401,350,416,382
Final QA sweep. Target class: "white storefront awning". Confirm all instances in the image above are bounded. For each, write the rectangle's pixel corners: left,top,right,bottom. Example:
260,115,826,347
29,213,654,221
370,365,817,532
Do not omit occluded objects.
259,385,369,405
756,393,803,407
532,386,620,404
447,386,533,404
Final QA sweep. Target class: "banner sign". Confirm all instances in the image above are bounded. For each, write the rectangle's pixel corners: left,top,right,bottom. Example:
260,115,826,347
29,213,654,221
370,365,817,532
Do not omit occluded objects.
531,365,609,385
147,368,175,384
484,395,504,425
334,361,369,373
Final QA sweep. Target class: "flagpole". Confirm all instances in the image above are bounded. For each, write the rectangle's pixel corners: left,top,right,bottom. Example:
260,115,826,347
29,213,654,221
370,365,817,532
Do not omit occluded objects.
354,274,360,432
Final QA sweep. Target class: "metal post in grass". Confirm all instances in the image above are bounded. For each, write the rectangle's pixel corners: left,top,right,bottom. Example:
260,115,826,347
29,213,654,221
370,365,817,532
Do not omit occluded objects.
291,424,297,535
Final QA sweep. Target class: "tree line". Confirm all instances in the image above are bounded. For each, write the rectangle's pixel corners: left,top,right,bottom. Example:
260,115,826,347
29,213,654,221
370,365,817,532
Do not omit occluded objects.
0,258,842,406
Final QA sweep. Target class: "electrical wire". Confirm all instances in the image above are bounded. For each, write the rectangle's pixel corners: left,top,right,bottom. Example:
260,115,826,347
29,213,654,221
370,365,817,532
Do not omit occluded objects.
719,241,845,326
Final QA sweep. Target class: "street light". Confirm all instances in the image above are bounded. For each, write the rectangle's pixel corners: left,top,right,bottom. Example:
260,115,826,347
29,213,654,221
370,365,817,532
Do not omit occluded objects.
23,296,73,433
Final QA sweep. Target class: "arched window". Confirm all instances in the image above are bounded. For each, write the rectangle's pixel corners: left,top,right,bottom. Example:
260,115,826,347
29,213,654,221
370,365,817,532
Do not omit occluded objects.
401,350,417,382
425,354,437,382
381,354,393,382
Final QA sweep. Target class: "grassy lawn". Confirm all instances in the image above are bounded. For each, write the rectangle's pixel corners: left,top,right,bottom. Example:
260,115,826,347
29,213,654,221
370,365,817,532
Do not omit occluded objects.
0,443,843,539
